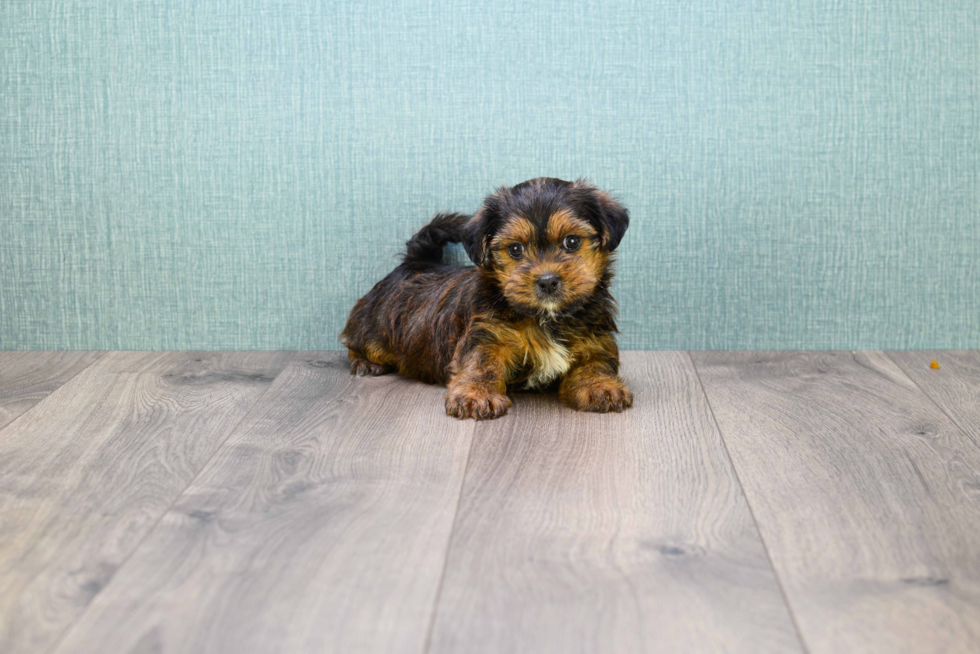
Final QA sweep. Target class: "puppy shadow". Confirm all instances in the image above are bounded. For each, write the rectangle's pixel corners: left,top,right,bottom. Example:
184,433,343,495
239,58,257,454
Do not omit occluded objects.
506,380,566,413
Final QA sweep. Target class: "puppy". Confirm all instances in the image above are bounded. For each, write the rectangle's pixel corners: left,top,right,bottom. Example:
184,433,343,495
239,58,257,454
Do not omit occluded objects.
340,177,632,420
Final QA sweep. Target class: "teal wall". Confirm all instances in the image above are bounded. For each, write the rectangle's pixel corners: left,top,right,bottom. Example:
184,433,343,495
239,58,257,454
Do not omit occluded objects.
2,1,978,350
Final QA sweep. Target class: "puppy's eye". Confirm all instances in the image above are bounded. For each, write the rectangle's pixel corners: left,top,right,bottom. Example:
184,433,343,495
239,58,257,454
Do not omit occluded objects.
508,243,525,259
562,235,582,251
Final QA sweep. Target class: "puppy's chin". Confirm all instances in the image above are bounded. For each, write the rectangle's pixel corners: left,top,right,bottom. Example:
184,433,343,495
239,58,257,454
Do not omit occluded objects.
505,294,583,321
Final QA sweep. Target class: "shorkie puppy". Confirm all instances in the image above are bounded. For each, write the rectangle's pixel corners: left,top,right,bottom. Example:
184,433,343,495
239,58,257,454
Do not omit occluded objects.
340,177,632,420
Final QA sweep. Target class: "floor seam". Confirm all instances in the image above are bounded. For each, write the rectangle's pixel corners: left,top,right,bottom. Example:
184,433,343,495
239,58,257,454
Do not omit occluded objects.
0,350,108,436
882,350,980,449
420,418,479,654
43,350,297,654
687,351,812,654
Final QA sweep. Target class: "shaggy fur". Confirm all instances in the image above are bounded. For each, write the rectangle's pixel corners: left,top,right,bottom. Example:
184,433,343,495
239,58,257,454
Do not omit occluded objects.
340,177,632,420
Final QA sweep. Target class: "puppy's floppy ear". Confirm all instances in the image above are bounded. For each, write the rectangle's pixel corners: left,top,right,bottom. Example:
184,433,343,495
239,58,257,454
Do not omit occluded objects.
572,180,630,251
593,189,630,251
462,190,505,266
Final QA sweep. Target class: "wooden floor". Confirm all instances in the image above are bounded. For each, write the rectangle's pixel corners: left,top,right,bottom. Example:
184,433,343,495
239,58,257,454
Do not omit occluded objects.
1,351,978,654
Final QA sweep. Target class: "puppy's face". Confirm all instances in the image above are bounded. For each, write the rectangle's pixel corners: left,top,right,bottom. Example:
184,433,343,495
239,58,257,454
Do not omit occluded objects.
463,178,629,317
489,209,606,316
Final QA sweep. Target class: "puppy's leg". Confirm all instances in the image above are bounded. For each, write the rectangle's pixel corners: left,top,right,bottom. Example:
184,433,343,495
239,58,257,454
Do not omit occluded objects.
445,347,512,420
348,344,395,377
559,335,632,413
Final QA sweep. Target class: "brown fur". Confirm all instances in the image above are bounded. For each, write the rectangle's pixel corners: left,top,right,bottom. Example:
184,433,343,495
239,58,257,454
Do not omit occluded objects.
340,178,632,420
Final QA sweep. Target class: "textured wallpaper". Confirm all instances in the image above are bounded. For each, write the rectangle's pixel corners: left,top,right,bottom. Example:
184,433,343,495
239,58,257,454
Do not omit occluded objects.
1,0,978,350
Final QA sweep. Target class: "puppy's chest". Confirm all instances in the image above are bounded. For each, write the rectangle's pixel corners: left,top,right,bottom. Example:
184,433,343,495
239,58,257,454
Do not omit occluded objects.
512,322,573,389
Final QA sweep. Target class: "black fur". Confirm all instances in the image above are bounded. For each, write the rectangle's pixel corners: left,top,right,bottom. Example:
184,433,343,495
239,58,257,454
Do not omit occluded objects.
403,212,469,264
462,178,629,264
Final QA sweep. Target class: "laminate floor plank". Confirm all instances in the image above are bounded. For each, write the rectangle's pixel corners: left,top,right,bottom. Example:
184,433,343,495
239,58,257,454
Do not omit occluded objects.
0,351,104,429
888,351,980,444
427,351,803,654
53,353,476,654
0,351,292,654
691,351,980,654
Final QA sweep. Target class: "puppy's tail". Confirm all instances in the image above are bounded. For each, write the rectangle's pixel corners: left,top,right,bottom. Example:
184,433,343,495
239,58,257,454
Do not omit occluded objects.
403,212,469,264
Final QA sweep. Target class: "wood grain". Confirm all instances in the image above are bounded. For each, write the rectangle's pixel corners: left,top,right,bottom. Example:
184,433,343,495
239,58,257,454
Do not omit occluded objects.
691,351,980,654
427,351,803,654
0,351,104,429
0,351,291,654
888,351,980,445
53,353,476,654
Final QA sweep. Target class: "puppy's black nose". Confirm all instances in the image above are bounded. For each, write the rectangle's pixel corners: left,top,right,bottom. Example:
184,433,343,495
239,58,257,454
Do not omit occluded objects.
536,273,561,296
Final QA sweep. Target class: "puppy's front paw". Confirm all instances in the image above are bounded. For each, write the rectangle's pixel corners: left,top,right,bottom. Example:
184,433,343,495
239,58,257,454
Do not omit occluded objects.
562,376,633,413
445,387,511,420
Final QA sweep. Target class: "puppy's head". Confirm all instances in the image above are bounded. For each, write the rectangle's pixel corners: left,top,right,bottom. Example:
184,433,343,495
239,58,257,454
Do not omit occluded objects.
462,177,629,316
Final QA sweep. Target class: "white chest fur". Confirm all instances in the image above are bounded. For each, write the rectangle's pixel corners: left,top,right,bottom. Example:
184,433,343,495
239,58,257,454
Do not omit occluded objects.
523,325,573,389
